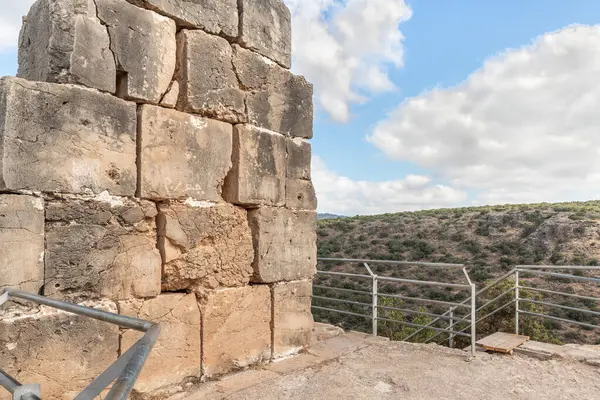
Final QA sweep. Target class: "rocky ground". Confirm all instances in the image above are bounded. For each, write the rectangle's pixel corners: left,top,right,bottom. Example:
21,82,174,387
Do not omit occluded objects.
171,325,600,400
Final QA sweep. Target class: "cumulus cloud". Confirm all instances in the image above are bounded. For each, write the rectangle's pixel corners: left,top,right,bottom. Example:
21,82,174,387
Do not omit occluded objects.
368,25,600,206
313,156,468,215
0,0,35,52
285,0,412,122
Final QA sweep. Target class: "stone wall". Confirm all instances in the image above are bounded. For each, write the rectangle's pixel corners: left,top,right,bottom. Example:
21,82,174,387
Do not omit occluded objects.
0,0,316,398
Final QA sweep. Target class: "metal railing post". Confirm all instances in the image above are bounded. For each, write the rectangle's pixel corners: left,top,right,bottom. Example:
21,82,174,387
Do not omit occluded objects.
448,307,455,348
470,283,477,357
372,276,378,336
515,270,520,335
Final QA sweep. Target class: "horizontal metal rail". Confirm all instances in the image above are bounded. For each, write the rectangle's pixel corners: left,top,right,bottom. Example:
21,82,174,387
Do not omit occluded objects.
376,316,472,337
378,304,464,322
317,271,372,279
518,265,600,270
319,258,465,268
313,285,372,297
520,298,600,317
312,305,372,319
519,310,600,330
519,286,600,303
517,269,600,284
313,295,372,308
376,275,471,289
0,289,160,400
377,292,471,308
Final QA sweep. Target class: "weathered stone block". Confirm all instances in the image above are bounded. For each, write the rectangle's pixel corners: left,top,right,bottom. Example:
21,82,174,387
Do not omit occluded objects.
248,208,316,283
18,0,116,93
287,139,312,180
119,294,201,394
239,0,292,68
223,125,286,207
126,0,238,37
272,280,314,358
160,81,180,108
233,45,313,138
176,30,245,123
0,77,137,195
200,286,271,377
138,105,233,201
158,201,254,292
0,301,119,400
96,0,177,103
286,179,317,210
0,195,44,293
44,195,161,301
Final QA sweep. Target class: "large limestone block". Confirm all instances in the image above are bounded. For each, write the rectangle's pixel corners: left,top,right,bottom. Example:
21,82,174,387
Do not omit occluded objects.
119,294,201,394
248,208,317,283
176,30,245,123
126,0,238,37
18,0,116,93
239,0,292,68
233,45,313,138
286,179,317,210
96,0,177,103
272,280,314,358
0,77,137,195
138,105,232,201
200,286,271,377
44,195,161,301
287,139,312,180
0,195,44,293
158,202,254,292
0,301,119,400
223,125,286,207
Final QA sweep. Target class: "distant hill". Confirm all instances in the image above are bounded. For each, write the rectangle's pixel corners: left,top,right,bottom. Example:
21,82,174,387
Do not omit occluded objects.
318,213,345,220
317,201,600,280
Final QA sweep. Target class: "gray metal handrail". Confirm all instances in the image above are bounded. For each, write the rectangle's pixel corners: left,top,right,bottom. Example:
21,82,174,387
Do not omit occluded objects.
312,258,478,356
0,289,160,400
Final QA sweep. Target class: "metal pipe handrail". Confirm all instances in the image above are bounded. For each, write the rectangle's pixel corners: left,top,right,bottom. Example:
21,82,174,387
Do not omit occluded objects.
376,316,472,337
518,265,600,270
377,292,472,308
378,304,465,322
318,258,465,268
519,285,600,303
520,298,600,317
0,289,160,400
376,275,471,289
517,269,600,284
313,295,372,308
519,310,600,330
317,271,372,279
312,305,371,319
313,285,372,297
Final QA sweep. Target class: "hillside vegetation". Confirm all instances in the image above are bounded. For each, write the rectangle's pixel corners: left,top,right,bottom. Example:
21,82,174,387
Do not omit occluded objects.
315,201,600,345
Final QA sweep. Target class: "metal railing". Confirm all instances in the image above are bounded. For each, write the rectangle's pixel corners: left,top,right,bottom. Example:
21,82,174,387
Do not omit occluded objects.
312,258,478,356
313,259,600,355
0,289,160,400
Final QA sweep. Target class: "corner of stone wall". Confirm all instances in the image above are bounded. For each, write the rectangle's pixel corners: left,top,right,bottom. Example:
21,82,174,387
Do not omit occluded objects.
0,0,315,397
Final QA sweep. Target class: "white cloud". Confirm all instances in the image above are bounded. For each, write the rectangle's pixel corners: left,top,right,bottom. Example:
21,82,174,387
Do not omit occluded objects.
0,0,35,52
313,156,468,215
368,25,600,206
285,0,412,122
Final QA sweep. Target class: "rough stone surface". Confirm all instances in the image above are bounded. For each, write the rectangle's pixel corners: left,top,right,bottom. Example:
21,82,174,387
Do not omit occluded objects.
0,301,119,400
287,139,312,180
158,202,254,292
0,195,44,293
200,286,271,377
176,30,245,123
272,280,314,358
0,77,137,195
44,195,161,301
239,0,292,68
126,0,238,37
97,0,177,104
119,294,201,394
18,0,116,93
286,179,317,210
223,125,286,207
248,208,317,283
138,105,233,201
233,45,313,138
160,81,180,108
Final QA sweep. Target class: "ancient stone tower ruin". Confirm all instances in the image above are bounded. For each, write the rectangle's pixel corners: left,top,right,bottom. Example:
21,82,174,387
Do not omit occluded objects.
0,0,316,397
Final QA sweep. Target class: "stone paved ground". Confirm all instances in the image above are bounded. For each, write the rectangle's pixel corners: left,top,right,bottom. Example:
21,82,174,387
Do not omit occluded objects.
171,328,600,400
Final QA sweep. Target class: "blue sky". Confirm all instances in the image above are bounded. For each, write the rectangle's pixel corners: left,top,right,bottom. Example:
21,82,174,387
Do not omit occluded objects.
2,0,600,215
